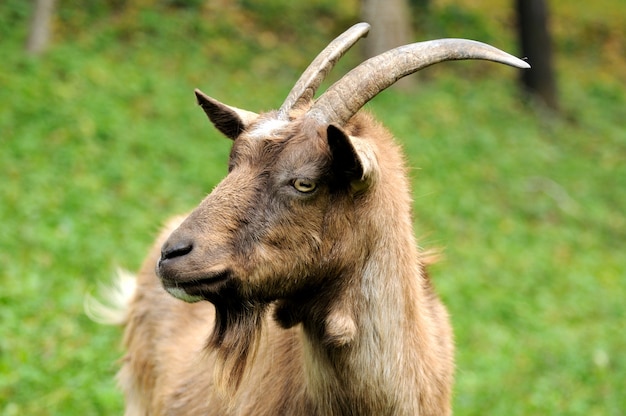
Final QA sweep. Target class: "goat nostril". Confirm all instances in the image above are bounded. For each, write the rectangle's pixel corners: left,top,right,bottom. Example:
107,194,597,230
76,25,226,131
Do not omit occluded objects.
161,241,193,261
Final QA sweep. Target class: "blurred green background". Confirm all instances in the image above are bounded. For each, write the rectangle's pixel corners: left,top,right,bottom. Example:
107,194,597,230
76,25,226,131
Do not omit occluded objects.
1,1,624,414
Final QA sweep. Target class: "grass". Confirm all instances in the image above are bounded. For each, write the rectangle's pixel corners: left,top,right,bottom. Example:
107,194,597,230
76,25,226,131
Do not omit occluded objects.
1,1,624,415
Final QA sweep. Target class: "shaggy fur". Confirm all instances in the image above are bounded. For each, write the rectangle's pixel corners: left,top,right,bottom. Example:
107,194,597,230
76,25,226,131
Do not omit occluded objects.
114,109,454,415
93,25,530,414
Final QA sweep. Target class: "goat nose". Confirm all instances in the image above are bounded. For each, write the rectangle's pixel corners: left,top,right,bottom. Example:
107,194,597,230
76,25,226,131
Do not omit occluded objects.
161,239,193,261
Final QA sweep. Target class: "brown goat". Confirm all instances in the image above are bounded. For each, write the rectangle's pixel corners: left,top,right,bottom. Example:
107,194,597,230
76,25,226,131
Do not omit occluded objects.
98,23,529,415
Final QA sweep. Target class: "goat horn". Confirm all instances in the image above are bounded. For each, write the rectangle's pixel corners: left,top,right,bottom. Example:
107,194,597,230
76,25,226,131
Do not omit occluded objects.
307,39,531,125
277,22,370,119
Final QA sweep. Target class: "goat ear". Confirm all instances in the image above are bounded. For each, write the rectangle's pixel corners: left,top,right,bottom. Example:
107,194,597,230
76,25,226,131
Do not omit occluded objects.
327,124,379,191
195,89,258,140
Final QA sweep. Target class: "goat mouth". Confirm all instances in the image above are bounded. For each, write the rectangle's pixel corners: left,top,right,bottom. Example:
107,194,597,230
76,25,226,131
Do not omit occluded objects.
161,271,231,302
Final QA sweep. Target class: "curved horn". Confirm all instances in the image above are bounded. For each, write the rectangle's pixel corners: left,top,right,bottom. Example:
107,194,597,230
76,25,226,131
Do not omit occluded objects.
307,39,530,125
277,22,370,119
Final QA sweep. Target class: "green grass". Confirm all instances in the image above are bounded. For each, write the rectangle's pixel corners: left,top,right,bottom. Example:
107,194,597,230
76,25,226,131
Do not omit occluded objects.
1,2,624,415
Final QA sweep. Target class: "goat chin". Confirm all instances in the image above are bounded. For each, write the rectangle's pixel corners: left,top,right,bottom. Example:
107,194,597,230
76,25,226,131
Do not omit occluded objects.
85,268,137,326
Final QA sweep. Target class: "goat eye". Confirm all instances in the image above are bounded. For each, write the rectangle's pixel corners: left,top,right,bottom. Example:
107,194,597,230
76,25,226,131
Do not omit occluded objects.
292,178,317,193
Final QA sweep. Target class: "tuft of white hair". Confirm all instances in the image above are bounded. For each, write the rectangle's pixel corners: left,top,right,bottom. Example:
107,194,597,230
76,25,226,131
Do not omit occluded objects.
84,268,137,325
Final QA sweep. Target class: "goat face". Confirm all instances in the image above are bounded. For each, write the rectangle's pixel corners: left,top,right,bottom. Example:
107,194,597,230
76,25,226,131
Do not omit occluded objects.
157,110,371,306
156,25,529,310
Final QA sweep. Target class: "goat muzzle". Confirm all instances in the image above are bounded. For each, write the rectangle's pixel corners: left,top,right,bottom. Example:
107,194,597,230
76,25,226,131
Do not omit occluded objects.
157,234,232,302
161,239,193,262
157,237,193,278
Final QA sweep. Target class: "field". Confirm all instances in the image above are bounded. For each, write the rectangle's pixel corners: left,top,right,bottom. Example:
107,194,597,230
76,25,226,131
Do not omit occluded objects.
1,1,624,414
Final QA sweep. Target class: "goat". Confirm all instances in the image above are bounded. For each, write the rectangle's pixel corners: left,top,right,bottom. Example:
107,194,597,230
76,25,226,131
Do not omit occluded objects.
98,23,529,415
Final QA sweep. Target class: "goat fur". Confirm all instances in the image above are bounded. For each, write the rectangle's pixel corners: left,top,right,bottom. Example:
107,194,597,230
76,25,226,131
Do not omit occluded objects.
114,112,454,415
94,24,528,416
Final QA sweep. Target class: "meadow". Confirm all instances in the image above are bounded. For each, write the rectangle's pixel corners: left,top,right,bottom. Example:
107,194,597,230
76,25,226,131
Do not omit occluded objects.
1,1,624,414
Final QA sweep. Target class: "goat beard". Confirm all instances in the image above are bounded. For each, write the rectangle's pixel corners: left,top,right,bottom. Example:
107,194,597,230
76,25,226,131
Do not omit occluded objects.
206,286,268,395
